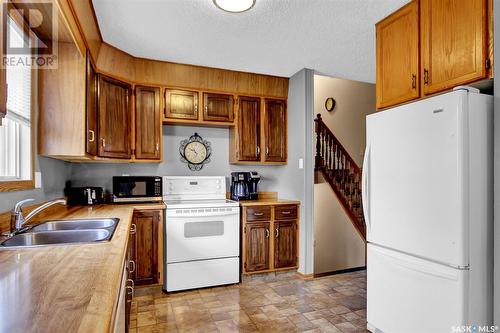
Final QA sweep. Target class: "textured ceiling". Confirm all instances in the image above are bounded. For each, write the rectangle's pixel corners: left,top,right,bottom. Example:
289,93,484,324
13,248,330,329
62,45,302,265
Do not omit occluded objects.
92,0,409,83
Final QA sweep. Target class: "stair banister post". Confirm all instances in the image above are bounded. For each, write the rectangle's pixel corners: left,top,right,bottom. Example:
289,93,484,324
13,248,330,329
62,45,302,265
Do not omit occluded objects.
315,114,322,171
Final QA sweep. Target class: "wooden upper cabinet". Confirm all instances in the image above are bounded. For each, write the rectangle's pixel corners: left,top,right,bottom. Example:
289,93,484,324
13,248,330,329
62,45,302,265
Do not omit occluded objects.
245,222,270,272
164,89,199,120
421,0,488,95
237,96,261,161
202,92,234,122
131,210,160,286
264,99,287,162
376,0,420,109
97,75,132,159
274,220,297,269
135,86,161,160
86,53,98,156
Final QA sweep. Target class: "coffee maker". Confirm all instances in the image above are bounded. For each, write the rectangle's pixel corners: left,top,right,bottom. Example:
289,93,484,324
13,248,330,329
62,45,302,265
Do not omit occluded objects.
230,171,260,201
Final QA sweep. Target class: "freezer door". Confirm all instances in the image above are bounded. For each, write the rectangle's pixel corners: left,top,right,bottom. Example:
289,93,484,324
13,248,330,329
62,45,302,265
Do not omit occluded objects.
367,244,468,333
364,91,468,267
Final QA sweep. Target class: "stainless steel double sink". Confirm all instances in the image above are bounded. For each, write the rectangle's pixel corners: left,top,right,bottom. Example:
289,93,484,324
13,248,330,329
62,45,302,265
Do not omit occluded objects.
1,218,119,248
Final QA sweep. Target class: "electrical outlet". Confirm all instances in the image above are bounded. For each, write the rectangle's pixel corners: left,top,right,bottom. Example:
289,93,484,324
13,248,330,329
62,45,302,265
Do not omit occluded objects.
35,172,42,188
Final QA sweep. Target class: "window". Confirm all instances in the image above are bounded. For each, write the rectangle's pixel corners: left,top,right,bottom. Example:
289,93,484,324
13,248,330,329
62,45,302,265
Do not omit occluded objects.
0,14,34,190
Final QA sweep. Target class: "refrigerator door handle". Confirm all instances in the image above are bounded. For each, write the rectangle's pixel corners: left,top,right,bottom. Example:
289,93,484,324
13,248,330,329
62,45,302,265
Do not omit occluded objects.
362,144,371,232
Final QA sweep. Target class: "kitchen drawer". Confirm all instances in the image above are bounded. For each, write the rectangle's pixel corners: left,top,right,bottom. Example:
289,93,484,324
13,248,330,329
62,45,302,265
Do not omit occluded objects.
275,205,298,220
246,206,271,222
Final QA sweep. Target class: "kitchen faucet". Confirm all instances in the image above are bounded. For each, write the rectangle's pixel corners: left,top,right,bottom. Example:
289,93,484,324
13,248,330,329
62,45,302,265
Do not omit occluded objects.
10,198,67,235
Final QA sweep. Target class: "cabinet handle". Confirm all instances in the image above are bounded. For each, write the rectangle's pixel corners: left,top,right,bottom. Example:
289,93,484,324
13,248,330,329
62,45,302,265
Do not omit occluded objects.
281,211,291,215
88,130,95,142
101,138,105,148
205,105,208,113
265,228,270,238
266,147,269,156
275,227,279,238
256,146,260,157
126,285,134,298
127,278,135,289
411,74,416,89
254,212,264,216
156,143,160,152
195,105,198,113
128,260,136,273
130,223,136,234
423,69,429,85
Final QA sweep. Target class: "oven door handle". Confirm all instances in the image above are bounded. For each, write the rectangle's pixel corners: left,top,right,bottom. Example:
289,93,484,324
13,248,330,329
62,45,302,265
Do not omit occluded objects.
166,211,239,218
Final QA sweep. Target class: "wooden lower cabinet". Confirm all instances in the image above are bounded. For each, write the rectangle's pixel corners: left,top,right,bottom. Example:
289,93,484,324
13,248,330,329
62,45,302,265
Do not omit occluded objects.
244,222,270,272
242,204,299,274
274,220,297,269
130,210,162,286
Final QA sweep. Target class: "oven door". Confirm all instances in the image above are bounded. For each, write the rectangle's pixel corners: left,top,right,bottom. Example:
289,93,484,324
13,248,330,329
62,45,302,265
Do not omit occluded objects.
166,207,239,263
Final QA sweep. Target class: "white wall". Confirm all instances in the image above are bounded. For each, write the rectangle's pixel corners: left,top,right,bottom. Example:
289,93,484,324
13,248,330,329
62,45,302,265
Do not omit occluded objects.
313,74,375,274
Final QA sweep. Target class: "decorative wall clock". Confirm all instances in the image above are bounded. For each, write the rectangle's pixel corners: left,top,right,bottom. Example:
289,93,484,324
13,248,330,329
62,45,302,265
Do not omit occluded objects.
325,97,336,112
179,133,212,171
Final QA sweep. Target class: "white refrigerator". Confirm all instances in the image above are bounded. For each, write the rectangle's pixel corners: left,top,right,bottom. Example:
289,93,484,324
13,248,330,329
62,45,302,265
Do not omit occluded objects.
363,87,493,333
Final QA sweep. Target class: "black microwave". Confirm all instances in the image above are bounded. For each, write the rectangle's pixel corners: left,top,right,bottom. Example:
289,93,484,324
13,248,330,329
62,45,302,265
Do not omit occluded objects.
112,176,162,203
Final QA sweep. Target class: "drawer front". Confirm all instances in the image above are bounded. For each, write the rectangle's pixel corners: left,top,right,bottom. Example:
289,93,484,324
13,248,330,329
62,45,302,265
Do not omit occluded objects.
246,206,271,221
275,205,298,220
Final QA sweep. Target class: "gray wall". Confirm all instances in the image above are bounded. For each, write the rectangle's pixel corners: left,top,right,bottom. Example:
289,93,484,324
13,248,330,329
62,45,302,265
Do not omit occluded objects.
494,0,499,325
69,125,297,197
0,70,70,213
69,68,316,274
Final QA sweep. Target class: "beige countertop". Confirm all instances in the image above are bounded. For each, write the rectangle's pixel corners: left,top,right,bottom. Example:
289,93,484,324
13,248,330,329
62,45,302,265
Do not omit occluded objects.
238,198,301,207
0,203,164,333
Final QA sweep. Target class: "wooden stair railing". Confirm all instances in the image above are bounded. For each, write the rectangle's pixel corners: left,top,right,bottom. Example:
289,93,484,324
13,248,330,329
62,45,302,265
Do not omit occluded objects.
314,114,366,240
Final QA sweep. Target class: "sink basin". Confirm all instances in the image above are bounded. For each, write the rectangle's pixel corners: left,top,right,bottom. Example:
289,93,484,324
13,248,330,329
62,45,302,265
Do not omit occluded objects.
1,229,110,247
31,218,118,232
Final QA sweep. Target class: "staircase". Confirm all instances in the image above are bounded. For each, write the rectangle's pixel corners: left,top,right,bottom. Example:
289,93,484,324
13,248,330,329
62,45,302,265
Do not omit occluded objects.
314,114,366,240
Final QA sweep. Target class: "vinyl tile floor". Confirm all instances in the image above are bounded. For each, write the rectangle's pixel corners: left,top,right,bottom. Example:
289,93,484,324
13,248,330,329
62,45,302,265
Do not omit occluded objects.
130,270,368,333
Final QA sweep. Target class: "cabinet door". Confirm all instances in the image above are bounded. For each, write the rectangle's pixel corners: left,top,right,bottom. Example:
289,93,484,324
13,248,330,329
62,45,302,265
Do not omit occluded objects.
237,96,261,161
133,210,160,286
421,0,487,95
97,75,131,159
244,222,270,272
135,86,161,160
126,227,133,331
264,99,287,162
86,52,97,156
376,1,419,109
203,92,234,122
164,89,199,120
274,220,297,269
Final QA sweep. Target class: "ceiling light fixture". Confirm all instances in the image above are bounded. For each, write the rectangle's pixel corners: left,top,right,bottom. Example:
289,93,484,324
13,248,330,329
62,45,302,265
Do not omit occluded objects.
213,0,256,13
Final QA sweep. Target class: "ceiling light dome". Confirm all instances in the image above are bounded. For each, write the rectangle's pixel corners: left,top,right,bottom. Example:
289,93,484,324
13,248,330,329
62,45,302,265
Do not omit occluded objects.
213,0,256,13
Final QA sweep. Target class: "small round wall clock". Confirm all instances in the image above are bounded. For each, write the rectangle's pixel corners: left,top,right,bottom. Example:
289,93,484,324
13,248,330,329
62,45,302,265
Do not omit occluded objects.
179,133,212,171
325,97,336,112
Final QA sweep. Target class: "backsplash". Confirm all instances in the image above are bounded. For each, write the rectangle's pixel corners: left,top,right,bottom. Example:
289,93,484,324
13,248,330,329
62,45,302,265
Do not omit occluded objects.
68,125,293,196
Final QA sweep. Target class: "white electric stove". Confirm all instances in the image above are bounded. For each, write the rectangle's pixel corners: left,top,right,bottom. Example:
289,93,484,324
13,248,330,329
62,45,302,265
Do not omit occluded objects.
163,176,240,292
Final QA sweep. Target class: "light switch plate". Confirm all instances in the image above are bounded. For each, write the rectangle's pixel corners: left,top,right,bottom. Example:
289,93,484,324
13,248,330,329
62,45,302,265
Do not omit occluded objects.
298,158,304,169
35,172,42,188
